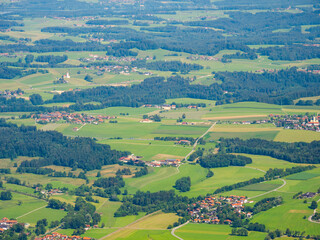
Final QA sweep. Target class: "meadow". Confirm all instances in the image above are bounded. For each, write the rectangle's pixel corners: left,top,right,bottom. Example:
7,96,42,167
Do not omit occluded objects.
175,223,267,240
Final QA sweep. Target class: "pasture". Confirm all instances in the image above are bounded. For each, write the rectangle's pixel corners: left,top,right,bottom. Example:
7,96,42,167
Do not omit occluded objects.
99,139,191,161
175,223,267,240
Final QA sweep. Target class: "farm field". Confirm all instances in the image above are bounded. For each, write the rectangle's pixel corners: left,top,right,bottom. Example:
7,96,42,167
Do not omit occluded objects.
175,223,267,240
102,212,179,240
99,139,191,161
274,129,320,143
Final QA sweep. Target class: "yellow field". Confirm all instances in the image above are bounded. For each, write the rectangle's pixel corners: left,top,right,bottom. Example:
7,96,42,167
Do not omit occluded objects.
102,211,179,240
274,129,320,142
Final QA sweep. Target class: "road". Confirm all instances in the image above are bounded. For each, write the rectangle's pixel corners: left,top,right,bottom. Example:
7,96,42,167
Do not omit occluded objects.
171,221,189,240
308,198,320,224
184,122,216,161
98,210,161,240
16,205,46,219
248,178,287,200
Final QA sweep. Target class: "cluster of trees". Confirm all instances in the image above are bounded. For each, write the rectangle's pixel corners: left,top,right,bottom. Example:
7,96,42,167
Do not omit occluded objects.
296,99,320,106
214,67,320,105
220,138,320,164
131,60,203,73
214,165,314,194
222,51,258,61
174,177,191,192
35,55,68,64
116,168,132,176
0,221,27,239
48,199,66,210
199,153,252,168
258,45,320,61
231,228,248,236
0,168,10,174
134,167,148,178
93,176,125,189
16,167,54,175
0,66,37,79
248,197,283,214
0,190,12,200
188,148,205,162
0,119,129,171
114,190,193,217
62,197,101,229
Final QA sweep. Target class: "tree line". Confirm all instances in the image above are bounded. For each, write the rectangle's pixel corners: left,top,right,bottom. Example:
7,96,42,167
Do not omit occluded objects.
220,138,320,164
0,119,129,171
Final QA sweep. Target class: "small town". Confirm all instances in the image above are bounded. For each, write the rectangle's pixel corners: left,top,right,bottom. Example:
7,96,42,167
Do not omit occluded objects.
270,114,320,132
32,112,115,125
35,232,91,240
188,195,252,224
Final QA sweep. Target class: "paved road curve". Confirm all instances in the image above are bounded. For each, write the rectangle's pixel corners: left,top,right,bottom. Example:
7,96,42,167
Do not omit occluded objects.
171,221,189,240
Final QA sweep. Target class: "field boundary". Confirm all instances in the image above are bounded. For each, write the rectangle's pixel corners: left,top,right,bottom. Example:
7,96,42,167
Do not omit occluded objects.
98,210,161,240
171,221,189,240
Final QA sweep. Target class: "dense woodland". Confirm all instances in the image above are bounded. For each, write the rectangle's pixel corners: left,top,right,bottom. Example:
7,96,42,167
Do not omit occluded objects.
220,138,320,164
0,119,128,171
199,153,252,168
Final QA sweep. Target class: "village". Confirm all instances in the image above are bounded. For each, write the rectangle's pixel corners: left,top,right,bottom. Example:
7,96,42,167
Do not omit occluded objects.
35,232,91,240
119,154,182,167
188,195,253,225
0,89,24,98
270,114,320,132
32,112,115,125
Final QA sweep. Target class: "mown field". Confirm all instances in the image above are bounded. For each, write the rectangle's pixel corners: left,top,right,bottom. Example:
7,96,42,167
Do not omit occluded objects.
175,223,267,240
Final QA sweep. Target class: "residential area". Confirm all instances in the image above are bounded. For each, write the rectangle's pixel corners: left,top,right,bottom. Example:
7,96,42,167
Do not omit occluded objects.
32,112,115,125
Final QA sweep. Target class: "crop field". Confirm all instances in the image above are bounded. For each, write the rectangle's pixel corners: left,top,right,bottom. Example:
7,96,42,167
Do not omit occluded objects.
104,212,179,240
202,102,283,120
238,182,283,191
208,131,279,141
175,223,267,240
274,129,320,143
286,172,320,180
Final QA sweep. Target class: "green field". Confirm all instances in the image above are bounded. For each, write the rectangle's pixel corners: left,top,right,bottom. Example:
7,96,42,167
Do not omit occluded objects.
175,223,267,240
286,172,320,180
100,139,191,161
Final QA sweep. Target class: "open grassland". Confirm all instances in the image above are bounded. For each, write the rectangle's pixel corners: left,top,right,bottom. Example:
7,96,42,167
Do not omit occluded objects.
7,173,85,190
99,139,191,161
80,106,159,117
19,207,67,226
286,172,320,180
61,118,210,139
245,168,320,235
159,108,210,120
125,164,208,194
241,154,300,171
184,166,265,197
274,129,320,143
175,223,267,240
0,192,46,220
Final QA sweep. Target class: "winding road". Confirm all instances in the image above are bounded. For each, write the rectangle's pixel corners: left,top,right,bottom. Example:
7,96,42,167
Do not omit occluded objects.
171,221,190,240
308,198,320,224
